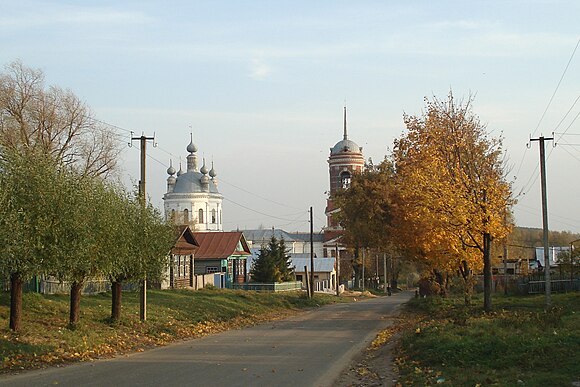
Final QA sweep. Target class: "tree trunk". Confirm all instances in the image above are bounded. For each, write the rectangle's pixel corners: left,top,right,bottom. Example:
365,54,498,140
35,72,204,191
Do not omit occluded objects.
459,260,472,306
483,232,492,312
69,280,83,327
353,247,361,289
9,272,23,331
433,270,446,296
111,281,122,322
390,257,399,291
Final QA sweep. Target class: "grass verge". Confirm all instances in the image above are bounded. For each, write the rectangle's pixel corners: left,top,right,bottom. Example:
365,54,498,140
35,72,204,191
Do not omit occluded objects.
0,288,349,373
394,293,580,386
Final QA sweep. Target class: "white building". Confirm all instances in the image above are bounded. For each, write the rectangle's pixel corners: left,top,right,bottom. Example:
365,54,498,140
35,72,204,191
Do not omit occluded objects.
242,229,325,258
163,135,223,231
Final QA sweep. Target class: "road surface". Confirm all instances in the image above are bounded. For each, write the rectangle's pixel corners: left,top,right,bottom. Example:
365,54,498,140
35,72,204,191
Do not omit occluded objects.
0,291,413,387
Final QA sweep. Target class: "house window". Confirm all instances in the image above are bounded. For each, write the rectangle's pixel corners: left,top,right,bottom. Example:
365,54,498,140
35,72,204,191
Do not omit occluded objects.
175,256,181,278
206,266,219,273
199,209,204,224
183,209,189,223
340,171,351,189
211,209,216,224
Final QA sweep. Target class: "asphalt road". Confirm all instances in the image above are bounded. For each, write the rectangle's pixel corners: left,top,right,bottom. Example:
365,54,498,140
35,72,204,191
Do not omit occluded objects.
0,291,413,387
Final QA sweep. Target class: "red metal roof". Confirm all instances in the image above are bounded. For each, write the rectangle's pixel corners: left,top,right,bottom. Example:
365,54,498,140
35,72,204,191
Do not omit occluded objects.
193,231,251,259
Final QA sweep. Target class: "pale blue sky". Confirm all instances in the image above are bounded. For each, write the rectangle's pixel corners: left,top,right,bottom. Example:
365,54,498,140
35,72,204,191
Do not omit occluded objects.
1,1,579,233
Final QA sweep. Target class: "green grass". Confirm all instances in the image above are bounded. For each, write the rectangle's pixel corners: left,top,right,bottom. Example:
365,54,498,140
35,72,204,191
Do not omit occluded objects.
0,288,348,372
396,293,580,386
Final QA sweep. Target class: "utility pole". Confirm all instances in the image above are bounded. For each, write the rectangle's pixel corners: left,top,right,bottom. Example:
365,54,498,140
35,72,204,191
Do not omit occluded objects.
383,252,388,295
530,135,554,308
310,206,314,298
503,211,509,296
503,243,509,295
362,248,365,292
131,133,156,321
335,243,340,296
570,239,580,289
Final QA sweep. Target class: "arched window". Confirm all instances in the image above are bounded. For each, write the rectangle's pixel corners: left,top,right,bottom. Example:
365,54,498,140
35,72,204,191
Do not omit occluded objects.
171,209,176,222
211,209,216,224
198,208,204,224
183,209,189,223
340,171,351,189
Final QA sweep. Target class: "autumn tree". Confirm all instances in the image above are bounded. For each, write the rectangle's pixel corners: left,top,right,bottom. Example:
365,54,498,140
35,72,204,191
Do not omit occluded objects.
250,237,294,283
332,160,396,287
392,93,514,308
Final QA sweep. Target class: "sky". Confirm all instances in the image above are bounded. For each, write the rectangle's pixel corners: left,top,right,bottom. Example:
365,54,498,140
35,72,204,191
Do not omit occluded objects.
1,1,579,233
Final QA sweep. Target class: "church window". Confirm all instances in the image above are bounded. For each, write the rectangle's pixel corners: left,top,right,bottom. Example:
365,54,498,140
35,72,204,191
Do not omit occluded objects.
199,209,204,224
340,171,351,189
183,209,189,223
211,209,216,224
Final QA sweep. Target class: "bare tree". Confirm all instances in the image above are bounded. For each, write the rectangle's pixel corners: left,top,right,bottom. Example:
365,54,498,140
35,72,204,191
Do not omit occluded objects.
0,60,121,177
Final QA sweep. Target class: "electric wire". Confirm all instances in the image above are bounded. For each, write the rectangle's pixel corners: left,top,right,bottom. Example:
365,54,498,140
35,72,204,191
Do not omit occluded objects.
223,198,308,222
515,38,580,180
553,95,580,142
531,37,580,138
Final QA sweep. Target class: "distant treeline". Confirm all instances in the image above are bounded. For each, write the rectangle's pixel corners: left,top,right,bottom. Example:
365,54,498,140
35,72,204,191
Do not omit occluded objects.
499,227,580,261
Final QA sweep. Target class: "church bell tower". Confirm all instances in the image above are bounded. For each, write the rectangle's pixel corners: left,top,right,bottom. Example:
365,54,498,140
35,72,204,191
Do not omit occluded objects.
323,107,364,256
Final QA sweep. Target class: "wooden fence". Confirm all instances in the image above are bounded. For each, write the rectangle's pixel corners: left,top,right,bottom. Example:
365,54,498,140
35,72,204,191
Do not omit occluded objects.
232,281,303,292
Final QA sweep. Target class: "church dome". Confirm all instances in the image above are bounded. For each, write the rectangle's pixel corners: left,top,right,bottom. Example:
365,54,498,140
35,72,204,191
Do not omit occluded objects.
172,171,220,194
187,140,198,153
330,139,361,155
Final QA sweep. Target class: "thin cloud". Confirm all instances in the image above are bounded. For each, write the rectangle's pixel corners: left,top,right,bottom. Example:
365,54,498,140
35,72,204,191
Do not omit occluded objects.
248,57,272,80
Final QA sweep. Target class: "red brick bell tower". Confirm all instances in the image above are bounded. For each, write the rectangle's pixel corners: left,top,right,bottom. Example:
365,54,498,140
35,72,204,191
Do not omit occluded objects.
323,107,364,257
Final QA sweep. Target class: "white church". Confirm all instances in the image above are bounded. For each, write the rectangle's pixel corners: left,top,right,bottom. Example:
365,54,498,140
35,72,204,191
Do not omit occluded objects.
163,135,223,231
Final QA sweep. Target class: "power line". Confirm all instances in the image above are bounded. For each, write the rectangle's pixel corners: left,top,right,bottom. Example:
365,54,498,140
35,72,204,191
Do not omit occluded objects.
154,143,307,212
219,179,305,211
515,203,580,229
531,37,580,138
223,198,307,222
516,38,580,179
556,108,580,143
552,95,580,142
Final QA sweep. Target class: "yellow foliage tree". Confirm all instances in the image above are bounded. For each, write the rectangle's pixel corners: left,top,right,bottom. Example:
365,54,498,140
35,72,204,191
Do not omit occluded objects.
392,93,514,307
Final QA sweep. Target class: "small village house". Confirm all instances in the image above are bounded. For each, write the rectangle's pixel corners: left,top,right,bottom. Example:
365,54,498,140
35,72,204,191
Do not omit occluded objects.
160,225,199,289
193,231,251,288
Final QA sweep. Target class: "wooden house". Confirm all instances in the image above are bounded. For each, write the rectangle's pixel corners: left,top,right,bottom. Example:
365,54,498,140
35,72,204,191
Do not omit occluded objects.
161,225,199,289
193,231,251,288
